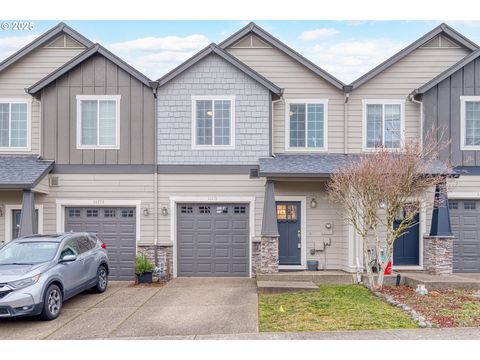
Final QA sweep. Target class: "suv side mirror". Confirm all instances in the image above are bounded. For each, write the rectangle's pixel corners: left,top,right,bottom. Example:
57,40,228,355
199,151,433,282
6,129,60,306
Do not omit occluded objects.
60,254,77,263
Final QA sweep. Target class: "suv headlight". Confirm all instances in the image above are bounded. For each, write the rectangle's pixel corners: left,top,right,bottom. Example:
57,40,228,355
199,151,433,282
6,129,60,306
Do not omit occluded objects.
8,274,41,290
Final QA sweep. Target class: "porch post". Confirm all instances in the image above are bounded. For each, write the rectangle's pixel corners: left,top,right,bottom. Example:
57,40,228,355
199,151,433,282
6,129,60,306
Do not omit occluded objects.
258,180,279,274
423,181,454,275
18,190,37,237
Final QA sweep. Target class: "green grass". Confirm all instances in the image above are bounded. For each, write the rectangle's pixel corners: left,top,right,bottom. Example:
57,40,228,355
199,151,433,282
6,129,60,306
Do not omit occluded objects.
259,285,418,332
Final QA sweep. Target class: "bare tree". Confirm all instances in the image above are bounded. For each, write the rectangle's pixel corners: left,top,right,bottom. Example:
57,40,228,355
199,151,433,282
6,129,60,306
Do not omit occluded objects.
328,132,452,289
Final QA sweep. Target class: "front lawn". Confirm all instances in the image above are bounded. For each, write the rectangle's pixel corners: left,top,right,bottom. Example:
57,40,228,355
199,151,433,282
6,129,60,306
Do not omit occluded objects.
259,285,417,332
382,286,480,327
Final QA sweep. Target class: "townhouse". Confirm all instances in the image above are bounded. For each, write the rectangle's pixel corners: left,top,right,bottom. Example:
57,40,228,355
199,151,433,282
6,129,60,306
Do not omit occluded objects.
0,21,479,279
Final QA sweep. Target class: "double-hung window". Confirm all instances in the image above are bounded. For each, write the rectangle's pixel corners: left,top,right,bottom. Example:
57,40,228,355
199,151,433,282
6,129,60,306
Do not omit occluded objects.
461,96,480,150
76,95,120,149
286,99,327,151
0,99,30,150
363,100,404,150
192,96,235,149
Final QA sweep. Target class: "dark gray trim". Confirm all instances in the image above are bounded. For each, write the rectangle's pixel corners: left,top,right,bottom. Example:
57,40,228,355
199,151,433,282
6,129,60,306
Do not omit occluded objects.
261,180,279,237
53,164,155,174
28,43,151,94
219,22,345,90
454,166,480,175
0,22,93,74
156,43,282,96
350,23,478,90
157,164,259,174
413,49,480,96
430,182,453,237
260,172,331,178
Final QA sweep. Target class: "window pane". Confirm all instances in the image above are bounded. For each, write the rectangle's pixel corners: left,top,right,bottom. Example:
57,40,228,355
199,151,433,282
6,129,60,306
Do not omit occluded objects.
214,100,230,145
9,103,27,147
289,104,306,147
465,101,480,146
384,104,401,148
307,104,324,148
98,100,116,146
276,204,286,220
0,103,9,147
366,104,383,148
81,100,97,145
196,100,213,145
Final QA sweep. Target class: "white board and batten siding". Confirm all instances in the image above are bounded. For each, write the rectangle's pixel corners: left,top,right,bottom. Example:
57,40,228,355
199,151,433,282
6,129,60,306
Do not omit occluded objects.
227,46,345,154
0,45,86,155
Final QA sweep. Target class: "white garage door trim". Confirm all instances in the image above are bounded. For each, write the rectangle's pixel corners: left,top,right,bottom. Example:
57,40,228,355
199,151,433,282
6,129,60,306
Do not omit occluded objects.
449,192,480,199
170,196,256,278
55,199,142,250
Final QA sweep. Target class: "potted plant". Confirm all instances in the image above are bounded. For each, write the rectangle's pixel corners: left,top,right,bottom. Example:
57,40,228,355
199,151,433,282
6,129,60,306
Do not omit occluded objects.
134,255,155,284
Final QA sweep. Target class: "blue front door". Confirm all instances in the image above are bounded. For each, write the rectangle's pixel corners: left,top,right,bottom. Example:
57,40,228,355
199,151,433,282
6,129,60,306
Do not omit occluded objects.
276,201,301,265
393,212,420,266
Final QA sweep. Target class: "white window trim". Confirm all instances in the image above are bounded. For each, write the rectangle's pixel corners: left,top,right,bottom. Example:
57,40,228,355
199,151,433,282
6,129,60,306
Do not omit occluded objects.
76,95,121,150
362,99,405,152
191,95,236,150
4,204,43,244
460,96,480,150
284,99,328,152
169,196,255,278
0,98,32,152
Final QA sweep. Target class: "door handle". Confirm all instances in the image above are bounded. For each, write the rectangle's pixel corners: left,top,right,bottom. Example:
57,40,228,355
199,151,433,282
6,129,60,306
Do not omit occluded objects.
297,230,301,239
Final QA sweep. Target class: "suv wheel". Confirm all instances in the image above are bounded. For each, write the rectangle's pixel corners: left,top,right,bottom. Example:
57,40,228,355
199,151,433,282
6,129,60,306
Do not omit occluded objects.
93,265,108,293
40,284,62,321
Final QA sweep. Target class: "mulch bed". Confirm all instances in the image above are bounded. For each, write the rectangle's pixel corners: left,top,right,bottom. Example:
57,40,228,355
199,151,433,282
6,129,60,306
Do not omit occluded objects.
381,286,480,327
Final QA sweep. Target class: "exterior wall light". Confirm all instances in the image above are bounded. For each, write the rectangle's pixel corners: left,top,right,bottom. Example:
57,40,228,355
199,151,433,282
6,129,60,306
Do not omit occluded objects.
161,206,169,216
143,207,150,216
310,198,317,208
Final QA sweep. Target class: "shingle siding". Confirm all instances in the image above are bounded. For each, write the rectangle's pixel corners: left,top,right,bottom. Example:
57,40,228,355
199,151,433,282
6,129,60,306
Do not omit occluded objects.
157,54,270,164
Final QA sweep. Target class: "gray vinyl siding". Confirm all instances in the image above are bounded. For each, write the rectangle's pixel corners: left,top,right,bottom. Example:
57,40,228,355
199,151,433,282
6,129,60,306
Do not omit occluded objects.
348,47,470,153
227,46,345,154
40,54,155,165
0,45,85,156
423,58,480,166
156,54,270,164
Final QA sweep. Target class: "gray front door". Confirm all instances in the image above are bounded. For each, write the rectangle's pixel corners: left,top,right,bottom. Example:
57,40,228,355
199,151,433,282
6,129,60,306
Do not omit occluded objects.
276,201,301,265
12,209,38,239
65,207,136,280
449,200,480,272
177,203,249,277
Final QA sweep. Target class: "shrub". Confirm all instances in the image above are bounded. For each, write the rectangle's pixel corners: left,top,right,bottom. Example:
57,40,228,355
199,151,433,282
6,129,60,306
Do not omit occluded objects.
134,254,155,275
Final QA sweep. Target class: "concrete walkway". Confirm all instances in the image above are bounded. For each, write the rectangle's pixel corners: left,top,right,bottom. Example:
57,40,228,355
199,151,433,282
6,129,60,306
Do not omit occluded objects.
106,327,480,340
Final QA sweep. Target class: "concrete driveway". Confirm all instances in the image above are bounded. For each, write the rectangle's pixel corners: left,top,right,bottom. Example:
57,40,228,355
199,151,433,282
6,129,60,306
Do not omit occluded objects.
0,278,258,339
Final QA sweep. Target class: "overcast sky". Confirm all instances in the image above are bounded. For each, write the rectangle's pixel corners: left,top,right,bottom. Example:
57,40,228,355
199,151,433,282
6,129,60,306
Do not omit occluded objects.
1,20,480,83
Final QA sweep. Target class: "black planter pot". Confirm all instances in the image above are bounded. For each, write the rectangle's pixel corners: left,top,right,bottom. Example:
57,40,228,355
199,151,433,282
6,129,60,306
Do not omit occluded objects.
137,272,153,284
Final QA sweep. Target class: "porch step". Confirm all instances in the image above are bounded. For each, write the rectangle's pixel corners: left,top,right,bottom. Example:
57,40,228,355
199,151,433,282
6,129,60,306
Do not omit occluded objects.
257,271,355,285
401,272,480,290
257,280,318,294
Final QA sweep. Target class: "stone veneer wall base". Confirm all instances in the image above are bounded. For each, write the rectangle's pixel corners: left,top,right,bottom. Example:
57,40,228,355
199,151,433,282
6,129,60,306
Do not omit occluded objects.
259,236,279,274
423,236,454,275
137,245,173,276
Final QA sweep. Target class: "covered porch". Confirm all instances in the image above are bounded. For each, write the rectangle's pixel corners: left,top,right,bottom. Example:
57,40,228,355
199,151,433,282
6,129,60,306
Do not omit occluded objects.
257,154,455,276
0,156,53,244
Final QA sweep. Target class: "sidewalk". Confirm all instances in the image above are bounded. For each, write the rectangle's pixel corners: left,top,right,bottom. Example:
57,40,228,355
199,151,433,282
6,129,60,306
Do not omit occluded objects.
107,327,480,340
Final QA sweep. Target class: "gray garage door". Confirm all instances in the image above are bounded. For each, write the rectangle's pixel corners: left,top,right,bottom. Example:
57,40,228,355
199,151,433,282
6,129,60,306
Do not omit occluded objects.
65,207,136,280
177,203,249,277
449,200,480,272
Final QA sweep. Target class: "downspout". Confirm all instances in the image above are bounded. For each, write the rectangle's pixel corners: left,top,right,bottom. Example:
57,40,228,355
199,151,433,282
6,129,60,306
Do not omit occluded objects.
271,95,284,158
409,92,424,146
150,81,159,266
343,86,352,154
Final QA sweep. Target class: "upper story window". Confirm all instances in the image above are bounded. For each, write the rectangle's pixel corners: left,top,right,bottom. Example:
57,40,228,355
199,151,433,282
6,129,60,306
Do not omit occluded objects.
191,96,235,149
286,99,328,151
0,99,30,150
461,96,480,150
363,100,404,151
76,95,120,150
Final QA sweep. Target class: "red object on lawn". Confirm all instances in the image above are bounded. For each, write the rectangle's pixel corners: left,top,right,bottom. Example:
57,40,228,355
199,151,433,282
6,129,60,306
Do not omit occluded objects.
384,261,392,275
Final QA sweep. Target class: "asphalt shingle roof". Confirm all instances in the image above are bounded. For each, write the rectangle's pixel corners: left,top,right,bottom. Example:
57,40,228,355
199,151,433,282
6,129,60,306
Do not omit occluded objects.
259,154,455,177
0,156,54,188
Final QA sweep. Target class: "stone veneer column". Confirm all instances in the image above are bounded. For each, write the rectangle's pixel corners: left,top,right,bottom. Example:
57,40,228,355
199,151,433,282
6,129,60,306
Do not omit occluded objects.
260,235,279,273
423,235,454,275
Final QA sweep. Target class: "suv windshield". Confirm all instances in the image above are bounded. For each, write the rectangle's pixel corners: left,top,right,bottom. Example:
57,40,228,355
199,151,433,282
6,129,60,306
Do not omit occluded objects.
0,241,59,265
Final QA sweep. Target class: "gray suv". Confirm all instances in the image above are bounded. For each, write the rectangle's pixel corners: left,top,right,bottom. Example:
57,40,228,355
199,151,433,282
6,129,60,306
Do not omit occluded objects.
0,233,109,320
